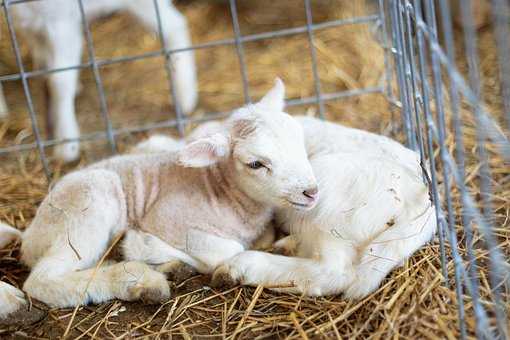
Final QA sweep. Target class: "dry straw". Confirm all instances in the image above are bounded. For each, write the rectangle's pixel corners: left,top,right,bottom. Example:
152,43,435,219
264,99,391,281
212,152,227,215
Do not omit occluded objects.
0,0,508,338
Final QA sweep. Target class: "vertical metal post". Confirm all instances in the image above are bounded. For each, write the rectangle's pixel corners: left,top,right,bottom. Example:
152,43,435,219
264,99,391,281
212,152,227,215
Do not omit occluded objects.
459,0,508,337
490,0,510,131
389,0,415,148
410,0,449,287
402,2,425,161
378,0,394,103
228,0,251,104
304,0,325,119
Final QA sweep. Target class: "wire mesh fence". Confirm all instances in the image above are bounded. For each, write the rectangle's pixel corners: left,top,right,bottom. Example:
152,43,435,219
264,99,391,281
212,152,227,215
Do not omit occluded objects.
389,1,509,339
0,0,509,338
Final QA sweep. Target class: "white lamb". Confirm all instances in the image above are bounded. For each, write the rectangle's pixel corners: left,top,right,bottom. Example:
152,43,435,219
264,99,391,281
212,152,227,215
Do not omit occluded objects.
212,116,436,299
2,0,197,162
0,79,317,318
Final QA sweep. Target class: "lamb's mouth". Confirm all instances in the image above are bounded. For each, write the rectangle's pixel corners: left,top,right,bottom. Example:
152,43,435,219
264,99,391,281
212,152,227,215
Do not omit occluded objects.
287,200,314,209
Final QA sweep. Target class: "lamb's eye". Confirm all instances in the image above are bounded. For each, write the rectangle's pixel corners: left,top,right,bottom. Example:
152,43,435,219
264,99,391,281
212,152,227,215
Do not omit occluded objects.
247,161,264,169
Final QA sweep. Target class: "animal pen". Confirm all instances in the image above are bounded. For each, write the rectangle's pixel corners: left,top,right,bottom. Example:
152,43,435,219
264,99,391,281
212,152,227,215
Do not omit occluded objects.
0,0,509,338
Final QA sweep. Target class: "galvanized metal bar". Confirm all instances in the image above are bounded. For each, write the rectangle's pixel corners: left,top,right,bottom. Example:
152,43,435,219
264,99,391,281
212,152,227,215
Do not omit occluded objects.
490,0,510,131
303,0,325,119
0,15,379,84
414,20,510,161
402,2,426,164
377,0,394,102
389,0,415,148
421,0,456,289
436,1,485,338
77,0,116,153
458,1,508,337
2,0,51,179
426,117,510,340
0,86,382,155
228,0,250,104
152,0,186,136
397,0,419,150
415,0,468,336
409,0,449,287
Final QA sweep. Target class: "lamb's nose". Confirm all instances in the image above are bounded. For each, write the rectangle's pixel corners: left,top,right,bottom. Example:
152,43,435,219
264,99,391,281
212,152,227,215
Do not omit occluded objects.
303,186,318,199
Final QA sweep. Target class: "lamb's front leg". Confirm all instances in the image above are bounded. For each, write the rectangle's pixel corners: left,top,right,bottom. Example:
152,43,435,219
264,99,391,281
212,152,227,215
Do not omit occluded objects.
212,249,355,297
213,232,355,296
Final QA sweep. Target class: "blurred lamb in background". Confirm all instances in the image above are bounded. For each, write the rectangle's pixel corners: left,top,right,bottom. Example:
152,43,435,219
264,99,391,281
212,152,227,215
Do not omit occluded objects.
0,84,7,117
1,0,197,162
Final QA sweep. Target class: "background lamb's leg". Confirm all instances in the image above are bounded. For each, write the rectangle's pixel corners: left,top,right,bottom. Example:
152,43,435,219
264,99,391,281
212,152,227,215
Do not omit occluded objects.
45,20,83,162
0,83,7,118
128,0,198,114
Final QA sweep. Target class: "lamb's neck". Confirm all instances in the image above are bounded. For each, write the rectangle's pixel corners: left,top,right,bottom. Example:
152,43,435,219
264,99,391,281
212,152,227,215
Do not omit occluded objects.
206,162,272,226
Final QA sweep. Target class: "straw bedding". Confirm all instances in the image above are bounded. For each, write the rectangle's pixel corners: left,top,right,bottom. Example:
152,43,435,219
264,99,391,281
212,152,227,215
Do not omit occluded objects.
0,1,508,338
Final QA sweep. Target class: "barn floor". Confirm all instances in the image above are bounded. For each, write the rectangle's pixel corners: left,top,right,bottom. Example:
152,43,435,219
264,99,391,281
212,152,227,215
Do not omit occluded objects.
0,1,509,338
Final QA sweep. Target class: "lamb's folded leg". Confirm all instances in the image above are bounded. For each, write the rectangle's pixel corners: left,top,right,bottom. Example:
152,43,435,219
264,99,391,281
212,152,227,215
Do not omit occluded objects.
22,169,169,308
123,229,245,277
212,232,357,297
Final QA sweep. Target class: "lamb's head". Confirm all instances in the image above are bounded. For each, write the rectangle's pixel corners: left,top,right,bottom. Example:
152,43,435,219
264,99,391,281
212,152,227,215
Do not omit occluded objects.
177,78,318,210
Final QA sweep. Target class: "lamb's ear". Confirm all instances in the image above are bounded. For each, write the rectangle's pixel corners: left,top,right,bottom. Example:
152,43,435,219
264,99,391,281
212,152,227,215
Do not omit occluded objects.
257,77,285,112
177,133,230,167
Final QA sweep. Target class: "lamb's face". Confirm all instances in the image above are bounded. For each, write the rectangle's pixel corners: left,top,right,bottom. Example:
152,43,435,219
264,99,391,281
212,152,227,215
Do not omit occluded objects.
230,109,317,210
229,79,318,210
176,78,318,210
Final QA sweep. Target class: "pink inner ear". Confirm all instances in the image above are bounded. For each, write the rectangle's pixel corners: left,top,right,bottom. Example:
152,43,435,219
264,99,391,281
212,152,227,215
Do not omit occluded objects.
178,134,229,168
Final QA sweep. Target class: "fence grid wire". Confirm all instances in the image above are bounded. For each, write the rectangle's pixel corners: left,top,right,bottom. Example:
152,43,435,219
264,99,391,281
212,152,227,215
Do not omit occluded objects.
392,0,510,339
0,0,509,338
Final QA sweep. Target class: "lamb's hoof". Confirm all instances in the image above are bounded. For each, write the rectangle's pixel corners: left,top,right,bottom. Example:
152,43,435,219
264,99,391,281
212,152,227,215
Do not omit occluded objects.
0,305,46,327
124,266,171,304
157,261,197,283
139,285,171,304
211,266,239,289
128,282,171,304
272,236,297,256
